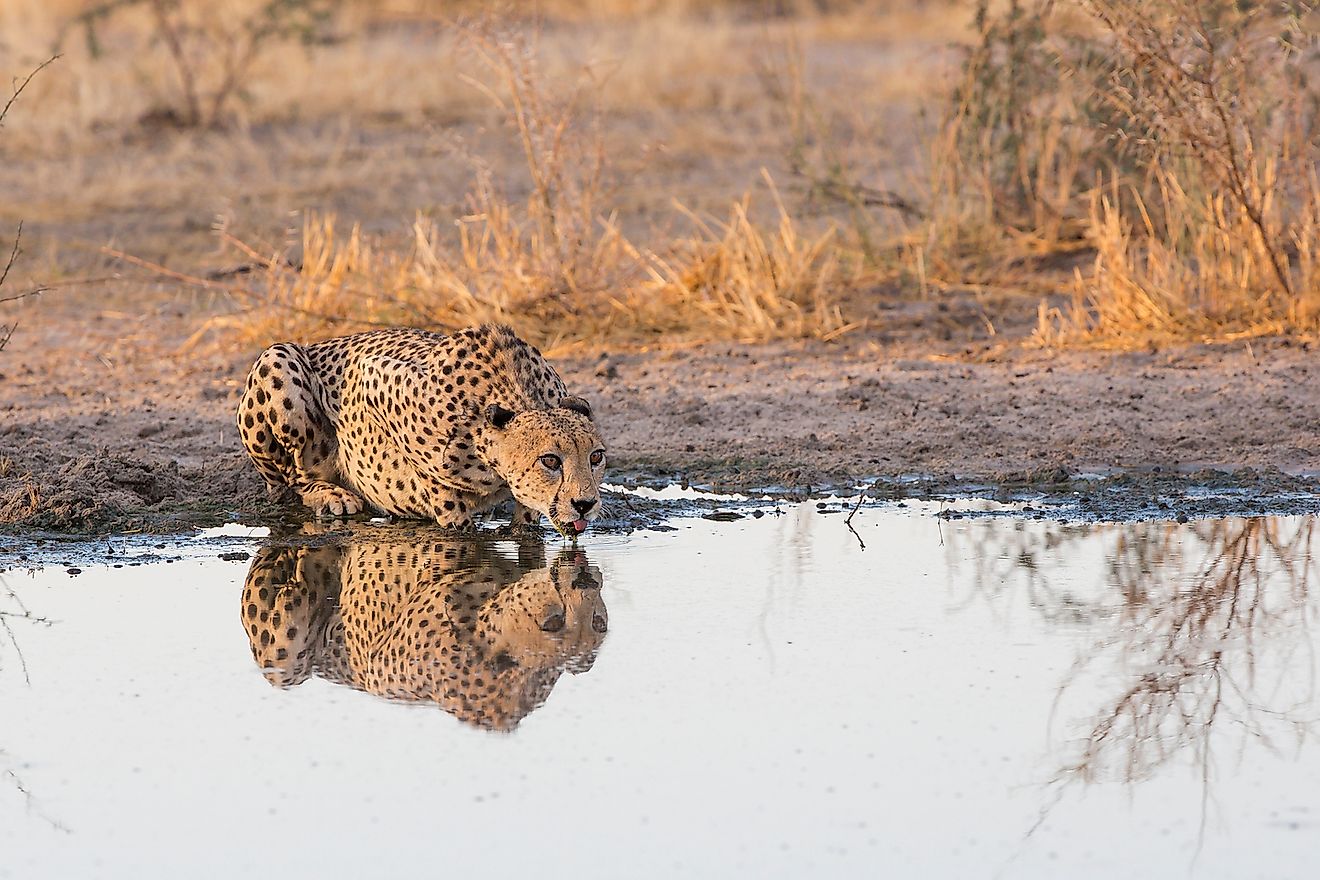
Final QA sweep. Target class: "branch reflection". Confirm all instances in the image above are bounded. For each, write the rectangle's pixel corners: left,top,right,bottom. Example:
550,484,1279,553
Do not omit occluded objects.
241,533,608,731
953,517,1318,784
1,575,64,831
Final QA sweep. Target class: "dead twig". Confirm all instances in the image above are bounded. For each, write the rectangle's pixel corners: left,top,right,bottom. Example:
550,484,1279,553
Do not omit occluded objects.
0,288,48,306
844,487,867,551
99,246,230,291
0,221,21,290
0,56,59,128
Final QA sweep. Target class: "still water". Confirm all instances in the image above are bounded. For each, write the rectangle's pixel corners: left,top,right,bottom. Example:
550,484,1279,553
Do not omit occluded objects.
2,503,1318,878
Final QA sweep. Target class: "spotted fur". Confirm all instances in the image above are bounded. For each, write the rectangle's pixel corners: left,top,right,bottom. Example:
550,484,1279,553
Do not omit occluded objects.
236,324,606,531
241,535,608,730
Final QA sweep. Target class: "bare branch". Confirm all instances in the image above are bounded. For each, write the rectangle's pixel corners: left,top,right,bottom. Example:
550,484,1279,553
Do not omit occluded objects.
0,221,20,290
0,55,59,129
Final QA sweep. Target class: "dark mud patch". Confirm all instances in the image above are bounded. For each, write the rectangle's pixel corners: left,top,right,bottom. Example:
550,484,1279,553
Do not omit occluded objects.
907,466,1320,522
3,448,1318,557
610,462,1320,522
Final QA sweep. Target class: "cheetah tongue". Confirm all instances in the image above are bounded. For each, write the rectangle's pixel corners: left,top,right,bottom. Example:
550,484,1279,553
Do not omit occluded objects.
570,519,588,534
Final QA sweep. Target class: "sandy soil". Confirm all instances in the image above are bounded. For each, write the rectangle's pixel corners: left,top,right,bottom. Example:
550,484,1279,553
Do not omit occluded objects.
3,288,1318,534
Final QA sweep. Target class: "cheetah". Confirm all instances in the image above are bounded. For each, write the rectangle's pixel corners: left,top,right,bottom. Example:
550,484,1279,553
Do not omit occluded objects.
237,324,606,535
240,531,608,730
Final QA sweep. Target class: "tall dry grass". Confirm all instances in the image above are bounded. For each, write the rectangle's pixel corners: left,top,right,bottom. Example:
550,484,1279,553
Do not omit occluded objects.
202,27,854,351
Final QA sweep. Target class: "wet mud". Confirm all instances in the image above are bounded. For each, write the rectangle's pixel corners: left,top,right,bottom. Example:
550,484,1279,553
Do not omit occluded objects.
5,466,1320,571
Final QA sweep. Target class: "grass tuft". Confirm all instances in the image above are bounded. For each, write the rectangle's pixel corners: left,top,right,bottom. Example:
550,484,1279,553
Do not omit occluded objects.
201,23,854,351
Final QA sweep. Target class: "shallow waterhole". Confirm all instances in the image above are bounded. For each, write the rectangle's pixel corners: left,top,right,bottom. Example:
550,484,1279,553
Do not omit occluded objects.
1,501,1318,878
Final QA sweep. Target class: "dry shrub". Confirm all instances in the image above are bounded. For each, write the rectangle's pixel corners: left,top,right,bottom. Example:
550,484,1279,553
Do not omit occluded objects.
1,0,347,144
916,0,1102,283
51,0,338,127
926,0,1320,344
208,28,850,351
1041,0,1320,345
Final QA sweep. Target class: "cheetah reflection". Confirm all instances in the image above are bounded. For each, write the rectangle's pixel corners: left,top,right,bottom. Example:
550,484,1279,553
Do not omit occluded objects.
241,535,607,730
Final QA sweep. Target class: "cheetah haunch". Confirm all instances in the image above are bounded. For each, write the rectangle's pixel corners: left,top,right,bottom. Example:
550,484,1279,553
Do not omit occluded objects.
237,324,605,534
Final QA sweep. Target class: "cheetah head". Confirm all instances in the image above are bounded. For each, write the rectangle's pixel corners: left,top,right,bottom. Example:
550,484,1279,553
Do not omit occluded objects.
480,396,606,536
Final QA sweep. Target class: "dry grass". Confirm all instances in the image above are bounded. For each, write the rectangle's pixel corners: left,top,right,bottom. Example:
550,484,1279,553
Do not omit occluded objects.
16,0,1315,352
196,25,854,351
208,176,852,352
0,2,947,354
1039,170,1320,346
0,0,923,147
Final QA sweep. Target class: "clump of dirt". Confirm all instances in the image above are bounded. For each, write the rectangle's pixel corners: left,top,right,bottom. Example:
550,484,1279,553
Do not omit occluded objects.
2,453,188,530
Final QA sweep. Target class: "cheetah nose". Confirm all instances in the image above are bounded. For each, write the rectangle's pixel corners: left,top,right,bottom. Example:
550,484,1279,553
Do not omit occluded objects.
571,497,597,517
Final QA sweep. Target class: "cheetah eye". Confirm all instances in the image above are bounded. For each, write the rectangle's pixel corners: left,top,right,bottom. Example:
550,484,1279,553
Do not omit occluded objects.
589,450,605,467
539,453,562,471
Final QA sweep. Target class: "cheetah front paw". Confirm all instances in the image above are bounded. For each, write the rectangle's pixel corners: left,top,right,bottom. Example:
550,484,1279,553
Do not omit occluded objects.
299,483,365,518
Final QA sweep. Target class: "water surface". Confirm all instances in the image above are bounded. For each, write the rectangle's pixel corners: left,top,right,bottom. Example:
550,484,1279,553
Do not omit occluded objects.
2,504,1318,878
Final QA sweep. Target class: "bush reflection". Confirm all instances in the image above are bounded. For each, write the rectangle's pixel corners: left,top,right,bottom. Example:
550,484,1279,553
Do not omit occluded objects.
954,517,1317,784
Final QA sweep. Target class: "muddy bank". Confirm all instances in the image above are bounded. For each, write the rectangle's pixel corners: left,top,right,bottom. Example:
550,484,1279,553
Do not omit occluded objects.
3,301,1320,537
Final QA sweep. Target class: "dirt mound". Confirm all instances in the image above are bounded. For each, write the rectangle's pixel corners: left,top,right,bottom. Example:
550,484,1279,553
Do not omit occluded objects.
0,451,267,532
2,453,185,530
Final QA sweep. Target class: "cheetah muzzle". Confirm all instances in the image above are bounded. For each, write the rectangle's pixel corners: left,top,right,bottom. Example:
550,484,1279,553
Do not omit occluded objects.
237,324,606,533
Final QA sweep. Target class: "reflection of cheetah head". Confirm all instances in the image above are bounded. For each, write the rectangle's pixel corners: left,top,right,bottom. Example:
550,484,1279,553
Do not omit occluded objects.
479,550,608,676
478,399,606,536
240,533,608,730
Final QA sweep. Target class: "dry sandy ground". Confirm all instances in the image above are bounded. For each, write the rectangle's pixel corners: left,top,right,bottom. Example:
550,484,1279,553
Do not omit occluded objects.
3,289,1318,533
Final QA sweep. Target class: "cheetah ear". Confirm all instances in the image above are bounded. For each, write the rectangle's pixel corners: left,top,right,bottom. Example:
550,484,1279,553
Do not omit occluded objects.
559,396,593,420
485,404,517,430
